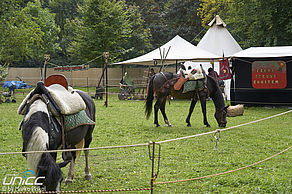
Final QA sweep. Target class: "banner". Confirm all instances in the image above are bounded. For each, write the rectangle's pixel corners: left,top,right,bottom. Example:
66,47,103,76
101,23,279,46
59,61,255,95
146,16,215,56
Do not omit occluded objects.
219,59,231,80
252,61,286,89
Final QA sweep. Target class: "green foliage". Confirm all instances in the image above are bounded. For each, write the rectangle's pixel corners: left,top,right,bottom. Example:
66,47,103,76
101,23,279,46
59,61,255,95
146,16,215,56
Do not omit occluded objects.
0,0,43,63
163,0,202,43
22,0,61,61
49,0,82,61
226,0,292,47
198,0,292,48
0,0,59,66
0,63,8,82
197,0,230,27
67,0,151,65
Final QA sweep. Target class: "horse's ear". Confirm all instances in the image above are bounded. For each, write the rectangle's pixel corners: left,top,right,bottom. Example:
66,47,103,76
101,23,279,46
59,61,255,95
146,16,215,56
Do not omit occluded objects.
58,160,70,168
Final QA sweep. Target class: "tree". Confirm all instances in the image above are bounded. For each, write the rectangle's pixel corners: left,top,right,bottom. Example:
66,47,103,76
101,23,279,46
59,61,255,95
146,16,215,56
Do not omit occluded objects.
197,0,292,48
0,63,8,82
226,0,292,47
163,0,202,43
125,0,167,48
197,0,230,27
49,0,82,61
22,0,60,63
0,0,43,65
68,0,151,65
0,0,60,67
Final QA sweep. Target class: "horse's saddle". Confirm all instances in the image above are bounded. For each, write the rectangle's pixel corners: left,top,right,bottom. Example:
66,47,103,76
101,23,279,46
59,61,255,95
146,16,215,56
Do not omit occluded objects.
174,66,207,92
18,75,94,131
18,82,85,116
182,66,205,80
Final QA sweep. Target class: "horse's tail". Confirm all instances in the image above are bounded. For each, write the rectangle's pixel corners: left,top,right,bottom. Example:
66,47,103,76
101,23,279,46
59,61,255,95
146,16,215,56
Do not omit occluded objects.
145,75,155,119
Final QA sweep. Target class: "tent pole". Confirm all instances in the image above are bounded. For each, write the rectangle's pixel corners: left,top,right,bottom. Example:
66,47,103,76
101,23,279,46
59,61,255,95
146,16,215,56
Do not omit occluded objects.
175,60,178,73
122,64,125,77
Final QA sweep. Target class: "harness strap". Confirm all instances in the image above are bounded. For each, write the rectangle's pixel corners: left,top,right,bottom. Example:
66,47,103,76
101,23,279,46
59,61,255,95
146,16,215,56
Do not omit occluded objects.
160,72,168,81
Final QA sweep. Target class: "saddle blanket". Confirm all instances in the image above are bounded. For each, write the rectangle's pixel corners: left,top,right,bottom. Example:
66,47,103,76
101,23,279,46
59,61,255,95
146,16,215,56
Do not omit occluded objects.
183,80,205,93
64,110,95,131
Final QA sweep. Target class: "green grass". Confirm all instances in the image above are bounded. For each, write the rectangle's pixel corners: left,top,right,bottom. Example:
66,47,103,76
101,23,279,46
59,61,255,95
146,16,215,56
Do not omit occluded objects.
0,88,291,193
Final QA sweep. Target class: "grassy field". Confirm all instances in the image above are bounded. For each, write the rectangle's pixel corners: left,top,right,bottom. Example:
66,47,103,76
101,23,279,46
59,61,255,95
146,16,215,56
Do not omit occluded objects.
0,88,291,193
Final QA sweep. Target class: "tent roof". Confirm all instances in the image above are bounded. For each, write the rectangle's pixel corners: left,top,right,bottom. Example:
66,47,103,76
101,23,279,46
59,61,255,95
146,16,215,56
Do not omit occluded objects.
197,15,242,57
232,46,292,58
114,35,220,65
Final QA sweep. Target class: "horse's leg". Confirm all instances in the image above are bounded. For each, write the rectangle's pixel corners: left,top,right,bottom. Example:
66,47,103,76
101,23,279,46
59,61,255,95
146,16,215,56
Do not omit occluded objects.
84,150,91,180
186,98,197,127
154,99,161,127
84,129,93,180
160,97,172,127
199,91,210,127
65,158,75,184
65,138,84,184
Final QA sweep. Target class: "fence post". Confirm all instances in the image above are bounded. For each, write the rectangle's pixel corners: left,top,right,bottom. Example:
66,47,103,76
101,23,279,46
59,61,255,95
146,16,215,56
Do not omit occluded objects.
150,142,156,194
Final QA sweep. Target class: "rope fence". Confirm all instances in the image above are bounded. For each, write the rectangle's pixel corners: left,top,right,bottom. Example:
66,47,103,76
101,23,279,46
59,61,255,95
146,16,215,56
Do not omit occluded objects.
156,109,292,144
0,187,152,194
154,145,292,185
0,110,291,194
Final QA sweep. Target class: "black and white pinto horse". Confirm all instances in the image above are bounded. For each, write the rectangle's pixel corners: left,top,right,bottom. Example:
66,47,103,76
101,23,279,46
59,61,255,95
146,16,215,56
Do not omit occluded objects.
145,72,228,128
19,84,95,191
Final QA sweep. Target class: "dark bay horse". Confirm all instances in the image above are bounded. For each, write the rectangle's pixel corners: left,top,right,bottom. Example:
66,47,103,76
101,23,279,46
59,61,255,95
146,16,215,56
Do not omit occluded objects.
145,72,228,128
19,82,95,191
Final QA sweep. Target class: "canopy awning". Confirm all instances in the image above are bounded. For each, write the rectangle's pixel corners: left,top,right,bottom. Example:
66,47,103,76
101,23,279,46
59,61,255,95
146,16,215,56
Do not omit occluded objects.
114,35,221,65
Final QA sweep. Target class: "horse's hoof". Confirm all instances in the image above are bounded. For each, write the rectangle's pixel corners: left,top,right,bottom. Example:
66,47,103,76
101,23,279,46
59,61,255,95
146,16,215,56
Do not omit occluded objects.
164,120,172,127
65,178,73,185
85,174,92,180
155,124,160,127
206,125,211,128
187,123,191,127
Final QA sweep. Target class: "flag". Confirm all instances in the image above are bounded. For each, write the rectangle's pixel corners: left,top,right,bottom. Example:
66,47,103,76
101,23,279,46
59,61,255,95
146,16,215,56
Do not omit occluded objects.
219,59,231,80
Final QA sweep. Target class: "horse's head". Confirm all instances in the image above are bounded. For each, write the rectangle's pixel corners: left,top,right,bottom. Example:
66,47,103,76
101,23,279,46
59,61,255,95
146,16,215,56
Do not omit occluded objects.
214,106,228,127
37,155,70,191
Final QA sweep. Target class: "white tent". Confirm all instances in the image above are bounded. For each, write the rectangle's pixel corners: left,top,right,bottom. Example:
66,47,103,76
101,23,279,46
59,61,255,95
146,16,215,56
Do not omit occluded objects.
190,15,243,100
197,15,242,57
231,46,292,58
114,35,220,65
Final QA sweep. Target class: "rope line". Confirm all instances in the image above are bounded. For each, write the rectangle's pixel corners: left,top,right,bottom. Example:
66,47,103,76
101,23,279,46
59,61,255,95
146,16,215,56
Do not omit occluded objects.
0,187,152,194
154,145,292,185
0,110,291,156
47,54,104,68
156,109,292,144
0,143,149,156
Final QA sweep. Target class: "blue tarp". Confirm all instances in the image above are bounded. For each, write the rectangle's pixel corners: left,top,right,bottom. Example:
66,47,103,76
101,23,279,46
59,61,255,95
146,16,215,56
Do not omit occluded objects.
3,81,32,89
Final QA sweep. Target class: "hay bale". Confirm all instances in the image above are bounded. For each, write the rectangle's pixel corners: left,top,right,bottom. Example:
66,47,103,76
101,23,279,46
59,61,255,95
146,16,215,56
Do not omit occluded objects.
227,104,244,117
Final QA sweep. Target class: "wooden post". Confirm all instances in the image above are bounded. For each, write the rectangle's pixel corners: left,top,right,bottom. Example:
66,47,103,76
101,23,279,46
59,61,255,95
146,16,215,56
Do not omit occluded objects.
42,54,50,81
103,52,109,107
